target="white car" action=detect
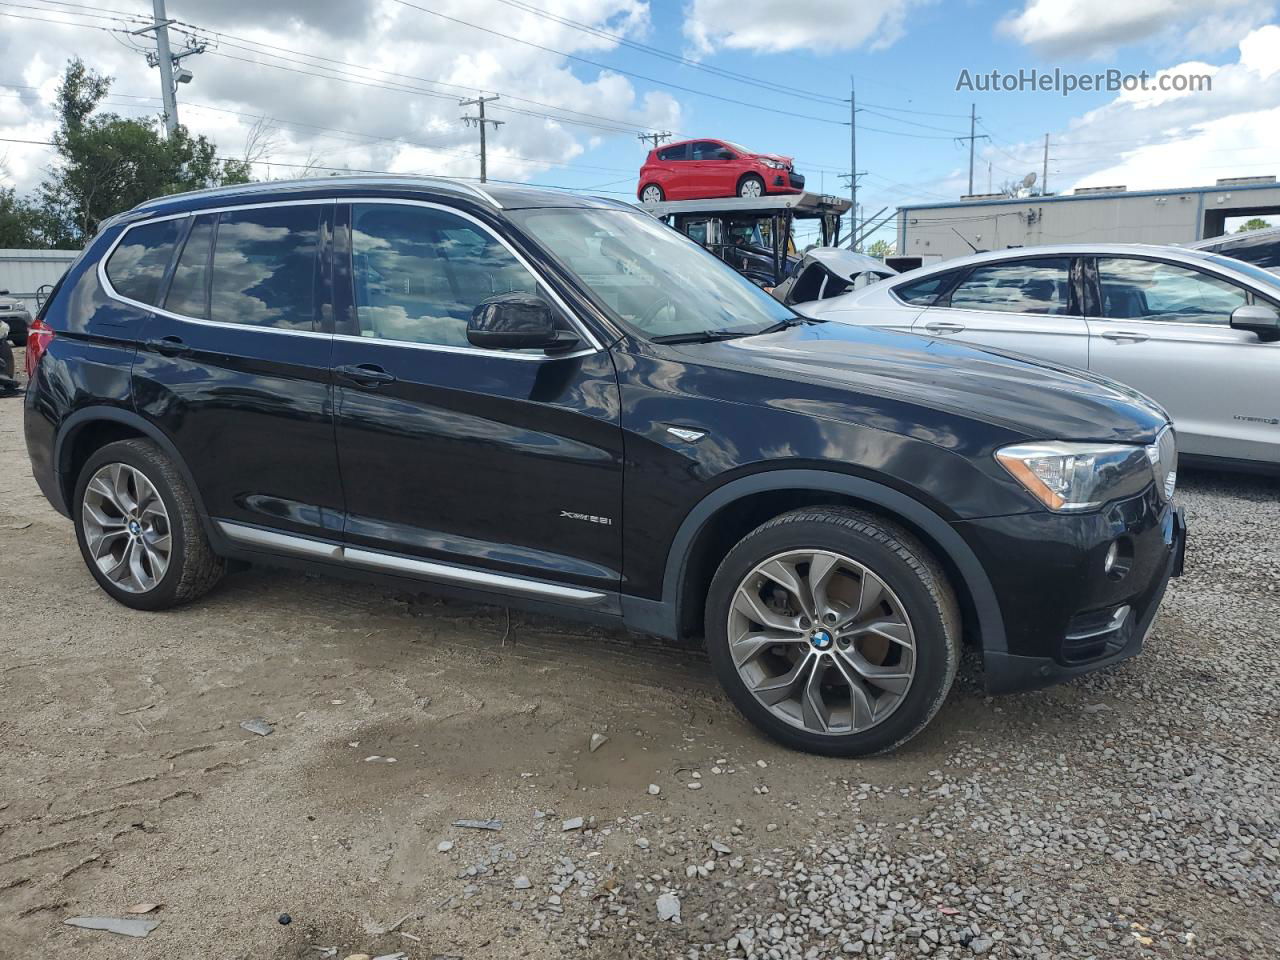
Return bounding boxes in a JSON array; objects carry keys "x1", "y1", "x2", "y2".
[{"x1": 801, "y1": 243, "x2": 1280, "y2": 471}]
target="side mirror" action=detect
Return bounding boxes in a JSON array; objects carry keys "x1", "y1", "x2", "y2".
[
  {"x1": 1230, "y1": 303, "x2": 1280, "y2": 341},
  {"x1": 467, "y1": 294, "x2": 580, "y2": 353}
]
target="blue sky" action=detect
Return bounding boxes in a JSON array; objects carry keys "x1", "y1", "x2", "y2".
[{"x1": 2, "y1": 0, "x2": 1278, "y2": 249}]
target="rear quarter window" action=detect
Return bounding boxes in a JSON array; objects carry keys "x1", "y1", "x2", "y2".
[
  {"x1": 892, "y1": 270, "x2": 958, "y2": 306},
  {"x1": 105, "y1": 218, "x2": 183, "y2": 306}
]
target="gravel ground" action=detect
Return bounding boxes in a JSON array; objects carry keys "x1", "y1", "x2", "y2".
[{"x1": 1, "y1": 354, "x2": 1277, "y2": 959}]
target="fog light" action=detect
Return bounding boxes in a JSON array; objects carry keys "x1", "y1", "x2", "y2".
[
  {"x1": 1104, "y1": 541, "x2": 1119, "y2": 574},
  {"x1": 1104, "y1": 537, "x2": 1134, "y2": 580}
]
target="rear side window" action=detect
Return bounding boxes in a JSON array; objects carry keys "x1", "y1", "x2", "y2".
[
  {"x1": 1221, "y1": 234, "x2": 1280, "y2": 270},
  {"x1": 209, "y1": 206, "x2": 320, "y2": 330},
  {"x1": 948, "y1": 258, "x2": 1072, "y2": 315},
  {"x1": 892, "y1": 270, "x2": 956, "y2": 306},
  {"x1": 658, "y1": 143, "x2": 688, "y2": 161},
  {"x1": 164, "y1": 215, "x2": 215, "y2": 319},
  {"x1": 350, "y1": 202, "x2": 540, "y2": 348},
  {"x1": 105, "y1": 218, "x2": 182, "y2": 306}
]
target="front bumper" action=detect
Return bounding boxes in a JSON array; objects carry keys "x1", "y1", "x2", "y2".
[{"x1": 956, "y1": 491, "x2": 1186, "y2": 695}]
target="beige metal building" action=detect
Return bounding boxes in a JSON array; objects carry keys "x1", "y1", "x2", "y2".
[
  {"x1": 0, "y1": 248, "x2": 78, "y2": 312},
  {"x1": 895, "y1": 176, "x2": 1280, "y2": 265}
]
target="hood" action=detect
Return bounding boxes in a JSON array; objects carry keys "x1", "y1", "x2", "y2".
[{"x1": 697, "y1": 322, "x2": 1168, "y2": 443}]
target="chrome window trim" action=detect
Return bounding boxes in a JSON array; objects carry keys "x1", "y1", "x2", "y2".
[
  {"x1": 342, "y1": 196, "x2": 603, "y2": 357},
  {"x1": 99, "y1": 196, "x2": 603, "y2": 359},
  {"x1": 215, "y1": 520, "x2": 608, "y2": 606},
  {"x1": 98, "y1": 198, "x2": 336, "y2": 338}
]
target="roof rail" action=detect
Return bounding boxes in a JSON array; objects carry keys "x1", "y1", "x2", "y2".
[{"x1": 131, "y1": 174, "x2": 504, "y2": 213}]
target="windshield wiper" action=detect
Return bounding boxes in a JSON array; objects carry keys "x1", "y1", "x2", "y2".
[
  {"x1": 755, "y1": 316, "x2": 812, "y2": 335},
  {"x1": 650, "y1": 330, "x2": 754, "y2": 344}
]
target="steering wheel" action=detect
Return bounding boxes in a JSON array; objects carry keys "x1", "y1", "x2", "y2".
[{"x1": 637, "y1": 295, "x2": 678, "y2": 332}]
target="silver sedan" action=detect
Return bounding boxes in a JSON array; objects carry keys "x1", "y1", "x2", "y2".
[{"x1": 801, "y1": 243, "x2": 1280, "y2": 471}]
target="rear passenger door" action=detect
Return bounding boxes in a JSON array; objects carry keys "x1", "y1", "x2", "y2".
[
  {"x1": 129, "y1": 201, "x2": 345, "y2": 541},
  {"x1": 328, "y1": 200, "x2": 623, "y2": 598},
  {"x1": 913, "y1": 257, "x2": 1090, "y2": 369}
]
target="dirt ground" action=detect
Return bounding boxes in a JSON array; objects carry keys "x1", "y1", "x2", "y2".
[{"x1": 1, "y1": 354, "x2": 1277, "y2": 960}]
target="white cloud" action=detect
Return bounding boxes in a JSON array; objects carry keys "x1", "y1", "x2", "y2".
[
  {"x1": 972, "y1": 26, "x2": 1280, "y2": 197},
  {"x1": 683, "y1": 0, "x2": 926, "y2": 55},
  {"x1": 999, "y1": 0, "x2": 1273, "y2": 58},
  {"x1": 0, "y1": 0, "x2": 680, "y2": 195}
]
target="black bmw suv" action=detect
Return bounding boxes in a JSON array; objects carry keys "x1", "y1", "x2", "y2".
[{"x1": 24, "y1": 177, "x2": 1186, "y2": 755}]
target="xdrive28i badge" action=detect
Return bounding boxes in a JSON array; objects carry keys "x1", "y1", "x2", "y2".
[{"x1": 559, "y1": 510, "x2": 613, "y2": 526}]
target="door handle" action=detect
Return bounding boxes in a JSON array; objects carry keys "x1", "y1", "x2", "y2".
[
  {"x1": 924, "y1": 320, "x2": 966, "y2": 335},
  {"x1": 145, "y1": 336, "x2": 191, "y2": 358},
  {"x1": 1100, "y1": 330, "x2": 1150, "y2": 343},
  {"x1": 335, "y1": 363, "x2": 397, "y2": 387}
]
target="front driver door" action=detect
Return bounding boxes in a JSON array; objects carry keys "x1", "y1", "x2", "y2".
[
  {"x1": 1086, "y1": 256, "x2": 1280, "y2": 463},
  {"x1": 329, "y1": 200, "x2": 623, "y2": 600}
]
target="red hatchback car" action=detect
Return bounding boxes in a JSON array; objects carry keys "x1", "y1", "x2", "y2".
[{"x1": 638, "y1": 139, "x2": 805, "y2": 203}]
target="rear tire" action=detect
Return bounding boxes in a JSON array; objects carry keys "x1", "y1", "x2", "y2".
[
  {"x1": 704, "y1": 507, "x2": 960, "y2": 756},
  {"x1": 73, "y1": 439, "x2": 225, "y2": 610},
  {"x1": 738, "y1": 175, "x2": 765, "y2": 199},
  {"x1": 640, "y1": 183, "x2": 664, "y2": 203}
]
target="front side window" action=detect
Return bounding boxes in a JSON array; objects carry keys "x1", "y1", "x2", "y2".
[
  {"x1": 350, "y1": 203, "x2": 540, "y2": 348},
  {"x1": 511, "y1": 207, "x2": 793, "y2": 339},
  {"x1": 106, "y1": 218, "x2": 183, "y2": 306},
  {"x1": 691, "y1": 141, "x2": 726, "y2": 161},
  {"x1": 209, "y1": 205, "x2": 320, "y2": 330},
  {"x1": 1096, "y1": 258, "x2": 1246, "y2": 324},
  {"x1": 948, "y1": 258, "x2": 1072, "y2": 315}
]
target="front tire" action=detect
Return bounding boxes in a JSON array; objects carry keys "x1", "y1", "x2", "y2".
[
  {"x1": 738, "y1": 175, "x2": 765, "y2": 199},
  {"x1": 73, "y1": 439, "x2": 225, "y2": 610},
  {"x1": 705, "y1": 507, "x2": 960, "y2": 756}
]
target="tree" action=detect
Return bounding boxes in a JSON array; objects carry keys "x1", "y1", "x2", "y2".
[
  {"x1": 1236, "y1": 217, "x2": 1272, "y2": 233},
  {"x1": 867, "y1": 238, "x2": 895, "y2": 260},
  {"x1": 38, "y1": 59, "x2": 251, "y2": 247},
  {"x1": 0, "y1": 185, "x2": 43, "y2": 247}
]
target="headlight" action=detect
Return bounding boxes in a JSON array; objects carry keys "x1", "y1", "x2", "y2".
[
  {"x1": 995, "y1": 441, "x2": 1156, "y2": 512},
  {"x1": 759, "y1": 158, "x2": 784, "y2": 169}
]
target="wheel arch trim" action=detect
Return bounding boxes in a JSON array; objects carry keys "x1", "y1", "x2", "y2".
[
  {"x1": 650, "y1": 469, "x2": 1007, "y2": 653},
  {"x1": 53, "y1": 406, "x2": 213, "y2": 527}
]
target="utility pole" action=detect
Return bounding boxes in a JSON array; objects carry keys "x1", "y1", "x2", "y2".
[
  {"x1": 1042, "y1": 133, "x2": 1050, "y2": 196},
  {"x1": 460, "y1": 95, "x2": 503, "y2": 183},
  {"x1": 131, "y1": 0, "x2": 205, "y2": 137},
  {"x1": 151, "y1": 0, "x2": 177, "y2": 134},
  {"x1": 955, "y1": 103, "x2": 989, "y2": 196},
  {"x1": 637, "y1": 131, "x2": 671, "y2": 151},
  {"x1": 850, "y1": 77, "x2": 857, "y2": 248}
]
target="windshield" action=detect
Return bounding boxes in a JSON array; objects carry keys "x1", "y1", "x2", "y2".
[
  {"x1": 1207, "y1": 254, "x2": 1280, "y2": 294},
  {"x1": 512, "y1": 208, "x2": 795, "y2": 339}
]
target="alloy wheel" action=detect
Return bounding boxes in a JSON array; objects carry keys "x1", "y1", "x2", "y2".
[
  {"x1": 740, "y1": 179, "x2": 763, "y2": 198},
  {"x1": 727, "y1": 549, "x2": 916, "y2": 735},
  {"x1": 641, "y1": 185, "x2": 662, "y2": 203},
  {"x1": 81, "y1": 462, "x2": 172, "y2": 594}
]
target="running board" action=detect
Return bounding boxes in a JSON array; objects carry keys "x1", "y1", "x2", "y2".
[{"x1": 215, "y1": 520, "x2": 609, "y2": 606}]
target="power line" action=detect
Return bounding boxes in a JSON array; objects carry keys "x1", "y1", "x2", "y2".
[{"x1": 385, "y1": 0, "x2": 850, "y2": 126}]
